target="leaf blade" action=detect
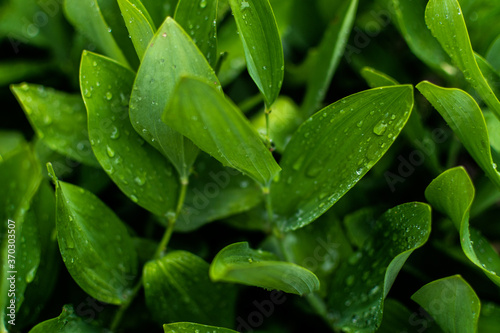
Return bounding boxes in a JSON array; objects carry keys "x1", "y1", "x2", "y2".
[{"x1": 117, "y1": 0, "x2": 156, "y2": 59}]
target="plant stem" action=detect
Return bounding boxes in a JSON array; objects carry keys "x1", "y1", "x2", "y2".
[{"x1": 109, "y1": 181, "x2": 188, "y2": 332}]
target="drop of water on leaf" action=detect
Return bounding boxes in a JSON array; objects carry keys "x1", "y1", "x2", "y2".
[
  {"x1": 134, "y1": 176, "x2": 146, "y2": 186},
  {"x1": 106, "y1": 145, "x2": 115, "y2": 157},
  {"x1": 199, "y1": 0, "x2": 207, "y2": 8},
  {"x1": 130, "y1": 195, "x2": 139, "y2": 203},
  {"x1": 26, "y1": 267, "x2": 37, "y2": 283},
  {"x1": 292, "y1": 155, "x2": 306, "y2": 171},
  {"x1": 373, "y1": 120, "x2": 387, "y2": 135},
  {"x1": 106, "y1": 91, "x2": 113, "y2": 100},
  {"x1": 110, "y1": 126, "x2": 120, "y2": 139},
  {"x1": 305, "y1": 163, "x2": 322, "y2": 178}
]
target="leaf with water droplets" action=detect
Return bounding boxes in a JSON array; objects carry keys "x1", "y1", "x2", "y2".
[
  {"x1": 411, "y1": 275, "x2": 480, "y2": 333},
  {"x1": 130, "y1": 17, "x2": 218, "y2": 180},
  {"x1": 11, "y1": 83, "x2": 100, "y2": 168},
  {"x1": 425, "y1": 0, "x2": 500, "y2": 120},
  {"x1": 174, "y1": 0, "x2": 218, "y2": 67},
  {"x1": 117, "y1": 0, "x2": 156, "y2": 59},
  {"x1": 53, "y1": 168, "x2": 138, "y2": 304},
  {"x1": 327, "y1": 202, "x2": 432, "y2": 332},
  {"x1": 144, "y1": 251, "x2": 237, "y2": 326},
  {"x1": 163, "y1": 323, "x2": 238, "y2": 333},
  {"x1": 271, "y1": 85, "x2": 414, "y2": 231},
  {"x1": 209, "y1": 242, "x2": 320, "y2": 295},
  {"x1": 81, "y1": 51, "x2": 178, "y2": 216},
  {"x1": 417, "y1": 81, "x2": 500, "y2": 189},
  {"x1": 228, "y1": 0, "x2": 284, "y2": 107},
  {"x1": 28, "y1": 304, "x2": 103, "y2": 333},
  {"x1": 425, "y1": 167, "x2": 500, "y2": 287},
  {"x1": 163, "y1": 76, "x2": 281, "y2": 187},
  {"x1": 377, "y1": 298, "x2": 442, "y2": 333}
]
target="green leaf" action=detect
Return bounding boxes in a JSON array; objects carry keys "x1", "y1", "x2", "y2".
[
  {"x1": 228, "y1": 0, "x2": 284, "y2": 107},
  {"x1": 164, "y1": 323, "x2": 238, "y2": 333},
  {"x1": 300, "y1": 0, "x2": 358, "y2": 116},
  {"x1": 411, "y1": 275, "x2": 480, "y2": 333},
  {"x1": 117, "y1": 0, "x2": 156, "y2": 60},
  {"x1": 163, "y1": 76, "x2": 281, "y2": 187},
  {"x1": 343, "y1": 207, "x2": 380, "y2": 249},
  {"x1": 360, "y1": 67, "x2": 398, "y2": 87},
  {"x1": 0, "y1": 144, "x2": 42, "y2": 332},
  {"x1": 425, "y1": 167, "x2": 500, "y2": 287},
  {"x1": 377, "y1": 298, "x2": 440, "y2": 333},
  {"x1": 216, "y1": 15, "x2": 246, "y2": 85},
  {"x1": 176, "y1": 153, "x2": 262, "y2": 231},
  {"x1": 327, "y1": 202, "x2": 432, "y2": 333},
  {"x1": 479, "y1": 302, "x2": 500, "y2": 333},
  {"x1": 271, "y1": 85, "x2": 414, "y2": 231},
  {"x1": 0, "y1": 131, "x2": 25, "y2": 160},
  {"x1": 64, "y1": 0, "x2": 130, "y2": 68},
  {"x1": 425, "y1": 0, "x2": 500, "y2": 120},
  {"x1": 28, "y1": 305, "x2": 103, "y2": 333},
  {"x1": 417, "y1": 81, "x2": 500, "y2": 189},
  {"x1": 143, "y1": 250, "x2": 236, "y2": 326},
  {"x1": 53, "y1": 168, "x2": 138, "y2": 304},
  {"x1": 392, "y1": 0, "x2": 455, "y2": 77},
  {"x1": 174, "y1": 0, "x2": 218, "y2": 67},
  {"x1": 81, "y1": 51, "x2": 179, "y2": 217},
  {"x1": 209, "y1": 242, "x2": 320, "y2": 295},
  {"x1": 130, "y1": 17, "x2": 219, "y2": 180},
  {"x1": 486, "y1": 34, "x2": 500, "y2": 73},
  {"x1": 11, "y1": 83, "x2": 100, "y2": 168},
  {"x1": 484, "y1": 110, "x2": 500, "y2": 154},
  {"x1": 475, "y1": 52, "x2": 500, "y2": 99}
]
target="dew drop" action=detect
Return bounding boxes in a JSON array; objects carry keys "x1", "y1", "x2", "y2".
[
  {"x1": 106, "y1": 145, "x2": 115, "y2": 158},
  {"x1": 130, "y1": 195, "x2": 139, "y2": 203},
  {"x1": 110, "y1": 126, "x2": 120, "y2": 139},
  {"x1": 199, "y1": 0, "x2": 207, "y2": 8},
  {"x1": 134, "y1": 176, "x2": 146, "y2": 186},
  {"x1": 373, "y1": 120, "x2": 387, "y2": 136},
  {"x1": 106, "y1": 91, "x2": 113, "y2": 100}
]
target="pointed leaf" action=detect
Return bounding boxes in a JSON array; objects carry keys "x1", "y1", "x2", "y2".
[
  {"x1": 327, "y1": 202, "x2": 432, "y2": 332},
  {"x1": 425, "y1": 0, "x2": 500, "y2": 120},
  {"x1": 174, "y1": 0, "x2": 218, "y2": 67},
  {"x1": 486, "y1": 34, "x2": 500, "y2": 73},
  {"x1": 143, "y1": 251, "x2": 236, "y2": 326},
  {"x1": 164, "y1": 323, "x2": 238, "y2": 333},
  {"x1": 417, "y1": 81, "x2": 500, "y2": 189},
  {"x1": 117, "y1": 0, "x2": 156, "y2": 59},
  {"x1": 81, "y1": 51, "x2": 178, "y2": 216},
  {"x1": 11, "y1": 83, "x2": 99, "y2": 167},
  {"x1": 163, "y1": 76, "x2": 281, "y2": 187},
  {"x1": 377, "y1": 299, "x2": 441, "y2": 333},
  {"x1": 130, "y1": 17, "x2": 219, "y2": 179},
  {"x1": 228, "y1": 0, "x2": 284, "y2": 106},
  {"x1": 53, "y1": 169, "x2": 138, "y2": 304},
  {"x1": 411, "y1": 275, "x2": 480, "y2": 333},
  {"x1": 64, "y1": 0, "x2": 130, "y2": 68},
  {"x1": 209, "y1": 242, "x2": 320, "y2": 295},
  {"x1": 28, "y1": 305, "x2": 104, "y2": 333},
  {"x1": 271, "y1": 85, "x2": 414, "y2": 231},
  {"x1": 425, "y1": 167, "x2": 500, "y2": 287}
]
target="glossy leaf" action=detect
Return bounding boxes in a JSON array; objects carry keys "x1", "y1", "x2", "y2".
[
  {"x1": 11, "y1": 83, "x2": 99, "y2": 167},
  {"x1": 130, "y1": 17, "x2": 218, "y2": 180},
  {"x1": 81, "y1": 51, "x2": 178, "y2": 216},
  {"x1": 228, "y1": 0, "x2": 284, "y2": 107},
  {"x1": 176, "y1": 153, "x2": 262, "y2": 231},
  {"x1": 425, "y1": 167, "x2": 500, "y2": 287},
  {"x1": 271, "y1": 85, "x2": 414, "y2": 231},
  {"x1": 53, "y1": 168, "x2": 138, "y2": 304},
  {"x1": 425, "y1": 0, "x2": 500, "y2": 120},
  {"x1": 143, "y1": 250, "x2": 236, "y2": 326},
  {"x1": 417, "y1": 81, "x2": 500, "y2": 189},
  {"x1": 301, "y1": 0, "x2": 358, "y2": 116},
  {"x1": 117, "y1": 0, "x2": 156, "y2": 60},
  {"x1": 164, "y1": 323, "x2": 238, "y2": 333},
  {"x1": 216, "y1": 15, "x2": 246, "y2": 85},
  {"x1": 209, "y1": 242, "x2": 320, "y2": 295},
  {"x1": 174, "y1": 0, "x2": 218, "y2": 67},
  {"x1": 64, "y1": 0, "x2": 130, "y2": 68},
  {"x1": 163, "y1": 76, "x2": 281, "y2": 187},
  {"x1": 475, "y1": 53, "x2": 500, "y2": 99},
  {"x1": 411, "y1": 275, "x2": 480, "y2": 333},
  {"x1": 28, "y1": 305, "x2": 103, "y2": 333},
  {"x1": 327, "y1": 202, "x2": 432, "y2": 332}
]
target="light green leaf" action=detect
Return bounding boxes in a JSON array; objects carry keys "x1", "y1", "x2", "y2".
[
  {"x1": 301, "y1": 0, "x2": 358, "y2": 116},
  {"x1": 417, "y1": 81, "x2": 500, "y2": 189},
  {"x1": 163, "y1": 76, "x2": 281, "y2": 187},
  {"x1": 216, "y1": 15, "x2": 246, "y2": 85},
  {"x1": 28, "y1": 305, "x2": 103, "y2": 333},
  {"x1": 425, "y1": 0, "x2": 500, "y2": 120},
  {"x1": 425, "y1": 167, "x2": 500, "y2": 287},
  {"x1": 327, "y1": 202, "x2": 432, "y2": 333},
  {"x1": 0, "y1": 131, "x2": 25, "y2": 160},
  {"x1": 143, "y1": 251, "x2": 236, "y2": 326},
  {"x1": 174, "y1": 0, "x2": 218, "y2": 67},
  {"x1": 411, "y1": 275, "x2": 480, "y2": 333},
  {"x1": 475, "y1": 53, "x2": 500, "y2": 99},
  {"x1": 117, "y1": 0, "x2": 156, "y2": 60},
  {"x1": 271, "y1": 85, "x2": 414, "y2": 231},
  {"x1": 11, "y1": 83, "x2": 99, "y2": 168},
  {"x1": 53, "y1": 166, "x2": 138, "y2": 304},
  {"x1": 130, "y1": 17, "x2": 219, "y2": 180},
  {"x1": 209, "y1": 242, "x2": 320, "y2": 295},
  {"x1": 228, "y1": 0, "x2": 284, "y2": 107},
  {"x1": 484, "y1": 110, "x2": 500, "y2": 154},
  {"x1": 164, "y1": 323, "x2": 238, "y2": 333},
  {"x1": 81, "y1": 51, "x2": 178, "y2": 216},
  {"x1": 176, "y1": 153, "x2": 262, "y2": 231},
  {"x1": 64, "y1": 0, "x2": 130, "y2": 68}
]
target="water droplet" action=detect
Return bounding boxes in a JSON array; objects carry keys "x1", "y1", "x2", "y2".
[
  {"x1": 292, "y1": 155, "x2": 306, "y2": 171},
  {"x1": 106, "y1": 145, "x2": 115, "y2": 157},
  {"x1": 357, "y1": 120, "x2": 363, "y2": 128},
  {"x1": 248, "y1": 257, "x2": 253, "y2": 263},
  {"x1": 306, "y1": 163, "x2": 322, "y2": 178},
  {"x1": 373, "y1": 120, "x2": 387, "y2": 136},
  {"x1": 199, "y1": 0, "x2": 207, "y2": 8},
  {"x1": 92, "y1": 61, "x2": 97, "y2": 67},
  {"x1": 241, "y1": 0, "x2": 250, "y2": 10},
  {"x1": 262, "y1": 66, "x2": 267, "y2": 70},
  {"x1": 134, "y1": 176, "x2": 146, "y2": 186},
  {"x1": 106, "y1": 91, "x2": 113, "y2": 100},
  {"x1": 130, "y1": 195, "x2": 139, "y2": 203},
  {"x1": 110, "y1": 126, "x2": 120, "y2": 139}
]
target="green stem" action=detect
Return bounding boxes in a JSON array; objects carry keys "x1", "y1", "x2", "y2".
[{"x1": 109, "y1": 181, "x2": 189, "y2": 331}]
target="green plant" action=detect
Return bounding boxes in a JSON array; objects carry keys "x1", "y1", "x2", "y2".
[{"x1": 1, "y1": 0, "x2": 500, "y2": 332}]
